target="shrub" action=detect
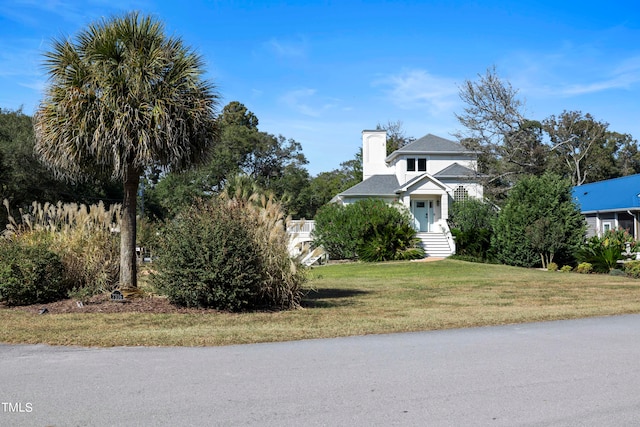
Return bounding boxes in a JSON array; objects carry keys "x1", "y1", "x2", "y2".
[
  {"x1": 3, "y1": 200, "x2": 120, "y2": 298},
  {"x1": 152, "y1": 193, "x2": 305, "y2": 311},
  {"x1": 152, "y1": 201, "x2": 262, "y2": 310},
  {"x1": 0, "y1": 241, "x2": 68, "y2": 305},
  {"x1": 560, "y1": 265, "x2": 573, "y2": 272},
  {"x1": 313, "y1": 199, "x2": 424, "y2": 261},
  {"x1": 312, "y1": 203, "x2": 361, "y2": 260},
  {"x1": 623, "y1": 260, "x2": 640, "y2": 279},
  {"x1": 547, "y1": 262, "x2": 558, "y2": 271},
  {"x1": 448, "y1": 199, "x2": 496, "y2": 260},
  {"x1": 575, "y1": 262, "x2": 593, "y2": 274},
  {"x1": 609, "y1": 269, "x2": 626, "y2": 277},
  {"x1": 237, "y1": 193, "x2": 306, "y2": 309},
  {"x1": 577, "y1": 229, "x2": 635, "y2": 273}
]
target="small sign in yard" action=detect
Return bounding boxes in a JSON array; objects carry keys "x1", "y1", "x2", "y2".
[{"x1": 110, "y1": 290, "x2": 124, "y2": 301}]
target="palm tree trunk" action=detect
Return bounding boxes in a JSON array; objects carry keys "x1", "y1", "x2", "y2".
[{"x1": 120, "y1": 164, "x2": 139, "y2": 289}]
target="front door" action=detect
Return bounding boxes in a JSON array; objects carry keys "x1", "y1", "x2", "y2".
[
  {"x1": 413, "y1": 200, "x2": 429, "y2": 232},
  {"x1": 413, "y1": 200, "x2": 436, "y2": 232}
]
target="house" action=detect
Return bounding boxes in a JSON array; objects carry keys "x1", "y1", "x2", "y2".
[
  {"x1": 331, "y1": 130, "x2": 483, "y2": 257},
  {"x1": 572, "y1": 174, "x2": 640, "y2": 238}
]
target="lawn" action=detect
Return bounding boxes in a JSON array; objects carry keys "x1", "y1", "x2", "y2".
[{"x1": 2, "y1": 259, "x2": 640, "y2": 347}]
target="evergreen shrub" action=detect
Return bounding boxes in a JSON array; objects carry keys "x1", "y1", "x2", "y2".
[
  {"x1": 152, "y1": 194, "x2": 305, "y2": 311},
  {"x1": 448, "y1": 198, "x2": 496, "y2": 261},
  {"x1": 0, "y1": 241, "x2": 68, "y2": 305},
  {"x1": 313, "y1": 199, "x2": 424, "y2": 261}
]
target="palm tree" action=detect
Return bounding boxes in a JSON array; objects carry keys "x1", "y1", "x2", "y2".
[{"x1": 34, "y1": 12, "x2": 219, "y2": 289}]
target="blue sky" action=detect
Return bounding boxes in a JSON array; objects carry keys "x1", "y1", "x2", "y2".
[{"x1": 2, "y1": 1, "x2": 639, "y2": 175}]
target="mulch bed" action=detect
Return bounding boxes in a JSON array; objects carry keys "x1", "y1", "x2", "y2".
[{"x1": 3, "y1": 293, "x2": 220, "y2": 315}]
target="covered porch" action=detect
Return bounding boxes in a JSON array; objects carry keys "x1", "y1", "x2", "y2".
[{"x1": 395, "y1": 175, "x2": 456, "y2": 257}]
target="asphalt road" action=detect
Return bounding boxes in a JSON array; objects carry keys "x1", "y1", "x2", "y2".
[{"x1": 3, "y1": 315, "x2": 640, "y2": 426}]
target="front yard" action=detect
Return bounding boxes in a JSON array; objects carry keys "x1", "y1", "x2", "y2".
[{"x1": 2, "y1": 259, "x2": 640, "y2": 347}]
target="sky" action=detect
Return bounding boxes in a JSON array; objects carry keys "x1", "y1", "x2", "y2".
[{"x1": 1, "y1": 0, "x2": 640, "y2": 176}]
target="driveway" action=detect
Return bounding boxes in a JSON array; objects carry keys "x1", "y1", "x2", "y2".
[{"x1": 2, "y1": 315, "x2": 640, "y2": 426}]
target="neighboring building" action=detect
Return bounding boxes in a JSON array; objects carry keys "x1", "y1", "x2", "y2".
[
  {"x1": 331, "y1": 130, "x2": 483, "y2": 257},
  {"x1": 572, "y1": 174, "x2": 640, "y2": 238}
]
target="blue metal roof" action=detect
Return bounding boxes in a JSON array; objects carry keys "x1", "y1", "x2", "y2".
[{"x1": 573, "y1": 174, "x2": 640, "y2": 213}]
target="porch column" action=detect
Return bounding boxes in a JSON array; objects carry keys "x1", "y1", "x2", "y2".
[{"x1": 440, "y1": 193, "x2": 449, "y2": 220}]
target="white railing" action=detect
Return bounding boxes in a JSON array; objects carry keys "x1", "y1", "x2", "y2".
[
  {"x1": 286, "y1": 220, "x2": 315, "y2": 234},
  {"x1": 286, "y1": 220, "x2": 316, "y2": 258},
  {"x1": 439, "y1": 223, "x2": 456, "y2": 255}
]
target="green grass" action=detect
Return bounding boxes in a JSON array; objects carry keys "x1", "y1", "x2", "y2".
[{"x1": 2, "y1": 259, "x2": 640, "y2": 347}]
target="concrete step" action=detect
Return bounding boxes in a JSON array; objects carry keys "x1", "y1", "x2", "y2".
[{"x1": 416, "y1": 233, "x2": 454, "y2": 257}]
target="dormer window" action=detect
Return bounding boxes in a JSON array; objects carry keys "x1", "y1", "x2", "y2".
[{"x1": 407, "y1": 158, "x2": 426, "y2": 172}]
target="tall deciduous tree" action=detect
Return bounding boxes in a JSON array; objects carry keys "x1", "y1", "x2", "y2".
[
  {"x1": 612, "y1": 132, "x2": 640, "y2": 176},
  {"x1": 455, "y1": 67, "x2": 548, "y2": 200},
  {"x1": 34, "y1": 12, "x2": 219, "y2": 289},
  {"x1": 543, "y1": 111, "x2": 608, "y2": 186}
]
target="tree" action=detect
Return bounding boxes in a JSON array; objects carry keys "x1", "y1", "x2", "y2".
[
  {"x1": 143, "y1": 101, "x2": 260, "y2": 219},
  {"x1": 543, "y1": 111, "x2": 608, "y2": 186},
  {"x1": 612, "y1": 132, "x2": 640, "y2": 176},
  {"x1": 376, "y1": 120, "x2": 415, "y2": 155},
  {"x1": 455, "y1": 67, "x2": 548, "y2": 201},
  {"x1": 33, "y1": 12, "x2": 219, "y2": 289},
  {"x1": 0, "y1": 108, "x2": 122, "y2": 225},
  {"x1": 143, "y1": 101, "x2": 312, "y2": 220},
  {"x1": 219, "y1": 101, "x2": 259, "y2": 129},
  {"x1": 491, "y1": 173, "x2": 586, "y2": 268},
  {"x1": 298, "y1": 150, "x2": 363, "y2": 219}
]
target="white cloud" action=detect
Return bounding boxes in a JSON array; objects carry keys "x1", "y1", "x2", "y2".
[
  {"x1": 503, "y1": 49, "x2": 640, "y2": 99},
  {"x1": 4, "y1": 0, "x2": 153, "y2": 28},
  {"x1": 6, "y1": 0, "x2": 84, "y2": 25},
  {"x1": 279, "y1": 88, "x2": 341, "y2": 117},
  {"x1": 264, "y1": 37, "x2": 308, "y2": 58},
  {"x1": 373, "y1": 69, "x2": 459, "y2": 115}
]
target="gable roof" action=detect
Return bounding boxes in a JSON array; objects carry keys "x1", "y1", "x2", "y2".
[
  {"x1": 573, "y1": 174, "x2": 640, "y2": 213},
  {"x1": 402, "y1": 133, "x2": 466, "y2": 152},
  {"x1": 434, "y1": 162, "x2": 478, "y2": 179},
  {"x1": 395, "y1": 173, "x2": 449, "y2": 193},
  {"x1": 339, "y1": 174, "x2": 400, "y2": 197},
  {"x1": 386, "y1": 134, "x2": 471, "y2": 163}
]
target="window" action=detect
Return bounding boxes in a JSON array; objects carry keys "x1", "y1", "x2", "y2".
[
  {"x1": 454, "y1": 186, "x2": 469, "y2": 202},
  {"x1": 407, "y1": 158, "x2": 426, "y2": 172}
]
